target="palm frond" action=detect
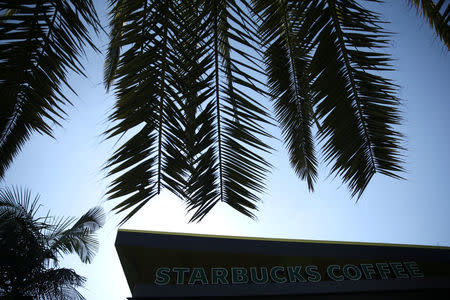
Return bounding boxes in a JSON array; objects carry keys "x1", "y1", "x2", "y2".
[
  {"x1": 105, "y1": 0, "x2": 273, "y2": 223},
  {"x1": 47, "y1": 206, "x2": 105, "y2": 264},
  {"x1": 311, "y1": 0, "x2": 404, "y2": 197},
  {"x1": 0, "y1": 186, "x2": 40, "y2": 220},
  {"x1": 254, "y1": 0, "x2": 319, "y2": 191},
  {"x1": 212, "y1": 0, "x2": 273, "y2": 221},
  {"x1": 161, "y1": 0, "x2": 220, "y2": 216},
  {"x1": 104, "y1": 0, "x2": 124, "y2": 91},
  {"x1": 0, "y1": 0, "x2": 100, "y2": 179},
  {"x1": 251, "y1": 0, "x2": 404, "y2": 198},
  {"x1": 407, "y1": 0, "x2": 450, "y2": 49},
  {"x1": 33, "y1": 268, "x2": 86, "y2": 300},
  {"x1": 104, "y1": 0, "x2": 174, "y2": 225},
  {"x1": 0, "y1": 187, "x2": 46, "y2": 242}
]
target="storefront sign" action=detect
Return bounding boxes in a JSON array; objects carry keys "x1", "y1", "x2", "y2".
[
  {"x1": 154, "y1": 261, "x2": 423, "y2": 285},
  {"x1": 115, "y1": 230, "x2": 450, "y2": 298}
]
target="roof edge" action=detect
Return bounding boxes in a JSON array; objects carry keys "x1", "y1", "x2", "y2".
[{"x1": 117, "y1": 228, "x2": 450, "y2": 250}]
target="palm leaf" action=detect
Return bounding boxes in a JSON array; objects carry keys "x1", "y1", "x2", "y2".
[
  {"x1": 162, "y1": 0, "x2": 220, "y2": 215},
  {"x1": 105, "y1": 0, "x2": 273, "y2": 223},
  {"x1": 0, "y1": 186, "x2": 40, "y2": 220},
  {"x1": 251, "y1": 0, "x2": 404, "y2": 198},
  {"x1": 0, "y1": 0, "x2": 100, "y2": 179},
  {"x1": 47, "y1": 206, "x2": 105, "y2": 264},
  {"x1": 104, "y1": 0, "x2": 124, "y2": 91},
  {"x1": 312, "y1": 0, "x2": 404, "y2": 197},
  {"x1": 104, "y1": 0, "x2": 175, "y2": 225},
  {"x1": 105, "y1": 0, "x2": 406, "y2": 221},
  {"x1": 254, "y1": 0, "x2": 319, "y2": 191},
  {"x1": 33, "y1": 268, "x2": 86, "y2": 300},
  {"x1": 407, "y1": 0, "x2": 450, "y2": 49}
]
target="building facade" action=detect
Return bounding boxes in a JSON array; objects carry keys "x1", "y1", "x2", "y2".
[{"x1": 115, "y1": 229, "x2": 450, "y2": 299}]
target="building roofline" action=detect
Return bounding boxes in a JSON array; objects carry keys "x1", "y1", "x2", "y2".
[{"x1": 117, "y1": 228, "x2": 450, "y2": 250}]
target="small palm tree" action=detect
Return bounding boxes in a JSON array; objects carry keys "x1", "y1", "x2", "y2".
[{"x1": 0, "y1": 187, "x2": 105, "y2": 299}]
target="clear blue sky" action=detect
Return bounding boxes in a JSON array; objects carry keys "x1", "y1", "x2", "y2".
[{"x1": 3, "y1": 1, "x2": 450, "y2": 299}]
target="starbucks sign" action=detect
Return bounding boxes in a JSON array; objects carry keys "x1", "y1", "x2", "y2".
[
  {"x1": 154, "y1": 261, "x2": 424, "y2": 285},
  {"x1": 115, "y1": 230, "x2": 450, "y2": 298}
]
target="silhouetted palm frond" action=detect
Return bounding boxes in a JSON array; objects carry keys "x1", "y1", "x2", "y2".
[
  {"x1": 407, "y1": 0, "x2": 450, "y2": 49},
  {"x1": 105, "y1": 0, "x2": 273, "y2": 223},
  {"x1": 104, "y1": 0, "x2": 407, "y2": 221},
  {"x1": 254, "y1": 0, "x2": 320, "y2": 191},
  {"x1": 47, "y1": 206, "x2": 105, "y2": 263},
  {"x1": 253, "y1": 0, "x2": 404, "y2": 198},
  {"x1": 31, "y1": 268, "x2": 86, "y2": 300},
  {"x1": 0, "y1": 0, "x2": 100, "y2": 178}
]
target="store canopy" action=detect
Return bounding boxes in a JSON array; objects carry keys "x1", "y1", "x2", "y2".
[{"x1": 115, "y1": 229, "x2": 450, "y2": 299}]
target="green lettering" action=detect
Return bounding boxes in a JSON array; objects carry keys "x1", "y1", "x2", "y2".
[
  {"x1": 188, "y1": 268, "x2": 208, "y2": 285},
  {"x1": 270, "y1": 266, "x2": 286, "y2": 283},
  {"x1": 361, "y1": 264, "x2": 376, "y2": 280},
  {"x1": 231, "y1": 268, "x2": 248, "y2": 284},
  {"x1": 327, "y1": 265, "x2": 343, "y2": 281},
  {"x1": 390, "y1": 262, "x2": 409, "y2": 279},
  {"x1": 172, "y1": 267, "x2": 190, "y2": 284},
  {"x1": 376, "y1": 263, "x2": 390, "y2": 279},
  {"x1": 154, "y1": 267, "x2": 170, "y2": 285},
  {"x1": 306, "y1": 265, "x2": 321, "y2": 282},
  {"x1": 287, "y1": 266, "x2": 306, "y2": 282},
  {"x1": 343, "y1": 264, "x2": 362, "y2": 280},
  {"x1": 404, "y1": 261, "x2": 424, "y2": 278},
  {"x1": 211, "y1": 268, "x2": 228, "y2": 284},
  {"x1": 250, "y1": 267, "x2": 268, "y2": 284}
]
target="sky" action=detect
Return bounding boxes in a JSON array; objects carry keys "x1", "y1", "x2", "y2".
[{"x1": 3, "y1": 1, "x2": 450, "y2": 299}]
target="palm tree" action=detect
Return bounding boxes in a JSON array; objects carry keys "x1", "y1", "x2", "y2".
[
  {"x1": 0, "y1": 187, "x2": 105, "y2": 299},
  {"x1": 103, "y1": 0, "x2": 449, "y2": 223},
  {"x1": 1, "y1": 1, "x2": 448, "y2": 223}
]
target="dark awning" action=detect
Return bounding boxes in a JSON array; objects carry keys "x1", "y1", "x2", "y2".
[{"x1": 115, "y1": 229, "x2": 450, "y2": 299}]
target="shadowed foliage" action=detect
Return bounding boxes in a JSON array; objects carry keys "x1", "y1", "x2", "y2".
[
  {"x1": 0, "y1": 0, "x2": 448, "y2": 223},
  {"x1": 0, "y1": 0, "x2": 100, "y2": 179},
  {"x1": 407, "y1": 0, "x2": 450, "y2": 49},
  {"x1": 104, "y1": 0, "x2": 273, "y2": 223},
  {"x1": 254, "y1": 0, "x2": 406, "y2": 197},
  {"x1": 0, "y1": 187, "x2": 105, "y2": 299},
  {"x1": 103, "y1": 0, "x2": 440, "y2": 223}
]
